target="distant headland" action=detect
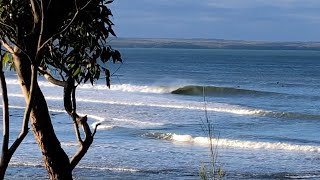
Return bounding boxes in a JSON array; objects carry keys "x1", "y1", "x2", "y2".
[{"x1": 110, "y1": 38, "x2": 320, "y2": 50}]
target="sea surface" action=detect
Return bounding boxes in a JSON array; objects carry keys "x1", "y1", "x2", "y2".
[{"x1": 1, "y1": 48, "x2": 320, "y2": 179}]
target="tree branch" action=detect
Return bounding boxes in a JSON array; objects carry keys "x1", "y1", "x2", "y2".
[
  {"x1": 29, "y1": 0, "x2": 39, "y2": 29},
  {"x1": 0, "y1": 21, "x2": 15, "y2": 33},
  {"x1": 62, "y1": 78, "x2": 99, "y2": 170},
  {"x1": 36, "y1": 0, "x2": 45, "y2": 53},
  {"x1": 64, "y1": 78, "x2": 74, "y2": 115},
  {"x1": 0, "y1": 40, "x2": 14, "y2": 54},
  {"x1": 0, "y1": 52, "x2": 10, "y2": 165},
  {"x1": 70, "y1": 116, "x2": 94, "y2": 170},
  {"x1": 92, "y1": 123, "x2": 101, "y2": 137},
  {"x1": 38, "y1": 66, "x2": 67, "y2": 87},
  {"x1": 71, "y1": 86, "x2": 82, "y2": 144},
  {"x1": 0, "y1": 62, "x2": 37, "y2": 178},
  {"x1": 8, "y1": 65, "x2": 37, "y2": 154},
  {"x1": 1, "y1": 39, "x2": 33, "y2": 64}
]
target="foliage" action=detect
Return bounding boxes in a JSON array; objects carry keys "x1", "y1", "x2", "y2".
[
  {"x1": 0, "y1": 0, "x2": 122, "y2": 86},
  {"x1": 0, "y1": 0, "x2": 122, "y2": 178},
  {"x1": 42, "y1": 0, "x2": 122, "y2": 86}
]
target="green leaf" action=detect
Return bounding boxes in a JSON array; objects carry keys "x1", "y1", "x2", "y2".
[
  {"x1": 1, "y1": 52, "x2": 11, "y2": 69},
  {"x1": 72, "y1": 66, "x2": 81, "y2": 77}
]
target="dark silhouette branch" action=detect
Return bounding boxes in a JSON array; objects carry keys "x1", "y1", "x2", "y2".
[
  {"x1": 0, "y1": 60, "x2": 37, "y2": 178},
  {"x1": 38, "y1": 67, "x2": 67, "y2": 87},
  {"x1": 62, "y1": 78, "x2": 100, "y2": 170},
  {"x1": 36, "y1": 0, "x2": 45, "y2": 53},
  {"x1": 70, "y1": 115, "x2": 96, "y2": 170},
  {"x1": 9, "y1": 65, "x2": 37, "y2": 153},
  {"x1": 0, "y1": 52, "x2": 10, "y2": 173},
  {"x1": 71, "y1": 85, "x2": 82, "y2": 143}
]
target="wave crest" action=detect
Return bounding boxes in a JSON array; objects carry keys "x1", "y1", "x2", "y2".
[
  {"x1": 172, "y1": 85, "x2": 277, "y2": 97},
  {"x1": 144, "y1": 132, "x2": 320, "y2": 152}
]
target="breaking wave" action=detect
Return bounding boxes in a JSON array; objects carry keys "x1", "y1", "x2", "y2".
[
  {"x1": 144, "y1": 132, "x2": 320, "y2": 152},
  {"x1": 3, "y1": 79, "x2": 281, "y2": 97},
  {"x1": 172, "y1": 85, "x2": 279, "y2": 97},
  {"x1": 80, "y1": 84, "x2": 177, "y2": 94}
]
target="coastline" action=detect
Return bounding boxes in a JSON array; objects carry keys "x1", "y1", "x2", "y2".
[{"x1": 109, "y1": 38, "x2": 320, "y2": 51}]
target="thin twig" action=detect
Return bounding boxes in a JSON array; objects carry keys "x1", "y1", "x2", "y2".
[
  {"x1": 36, "y1": 0, "x2": 45, "y2": 58},
  {"x1": 111, "y1": 63, "x2": 123, "y2": 76},
  {"x1": 1, "y1": 40, "x2": 14, "y2": 54},
  {"x1": 92, "y1": 123, "x2": 101, "y2": 137},
  {"x1": 0, "y1": 21, "x2": 15, "y2": 33},
  {"x1": 38, "y1": 0, "x2": 94, "y2": 51}
]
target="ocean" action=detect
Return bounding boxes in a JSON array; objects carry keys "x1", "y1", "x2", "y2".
[{"x1": 1, "y1": 48, "x2": 320, "y2": 179}]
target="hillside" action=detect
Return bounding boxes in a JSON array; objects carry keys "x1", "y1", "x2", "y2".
[{"x1": 110, "y1": 38, "x2": 320, "y2": 50}]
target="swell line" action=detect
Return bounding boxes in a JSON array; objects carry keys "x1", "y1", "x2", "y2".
[
  {"x1": 5, "y1": 93, "x2": 320, "y2": 120},
  {"x1": 145, "y1": 132, "x2": 320, "y2": 152}
]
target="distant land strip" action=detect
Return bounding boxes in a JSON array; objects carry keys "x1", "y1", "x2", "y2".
[{"x1": 110, "y1": 38, "x2": 320, "y2": 50}]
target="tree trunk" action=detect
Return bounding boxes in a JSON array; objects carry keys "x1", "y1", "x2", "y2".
[
  {"x1": 13, "y1": 48, "x2": 73, "y2": 180},
  {"x1": 30, "y1": 88, "x2": 73, "y2": 179},
  {"x1": 0, "y1": 157, "x2": 9, "y2": 180}
]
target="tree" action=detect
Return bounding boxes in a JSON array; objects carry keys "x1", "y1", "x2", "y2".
[{"x1": 0, "y1": 0, "x2": 121, "y2": 179}]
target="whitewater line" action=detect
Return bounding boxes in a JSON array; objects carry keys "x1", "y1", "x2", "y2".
[
  {"x1": 9, "y1": 161, "x2": 141, "y2": 173},
  {"x1": 1, "y1": 105, "x2": 162, "y2": 129},
  {"x1": 4, "y1": 79, "x2": 176, "y2": 94},
  {"x1": 4, "y1": 93, "x2": 260, "y2": 116},
  {"x1": 0, "y1": 105, "x2": 108, "y2": 129},
  {"x1": 4, "y1": 93, "x2": 320, "y2": 120},
  {"x1": 146, "y1": 132, "x2": 320, "y2": 153}
]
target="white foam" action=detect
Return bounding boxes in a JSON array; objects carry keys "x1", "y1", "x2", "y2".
[
  {"x1": 149, "y1": 133, "x2": 320, "y2": 153},
  {"x1": 23, "y1": 76, "x2": 175, "y2": 92},
  {"x1": 2, "y1": 105, "x2": 107, "y2": 124},
  {"x1": 61, "y1": 142, "x2": 79, "y2": 147},
  {"x1": 91, "y1": 122, "x2": 114, "y2": 130},
  {"x1": 5, "y1": 79, "x2": 56, "y2": 88},
  {"x1": 4, "y1": 78, "x2": 176, "y2": 94},
  {"x1": 2, "y1": 93, "x2": 269, "y2": 117},
  {"x1": 284, "y1": 174, "x2": 320, "y2": 179},
  {"x1": 112, "y1": 118, "x2": 164, "y2": 128},
  {"x1": 171, "y1": 134, "x2": 193, "y2": 142},
  {"x1": 3, "y1": 104, "x2": 161, "y2": 130},
  {"x1": 96, "y1": 124, "x2": 115, "y2": 130},
  {"x1": 9, "y1": 161, "x2": 42, "y2": 167},
  {"x1": 111, "y1": 84, "x2": 174, "y2": 93},
  {"x1": 216, "y1": 138, "x2": 320, "y2": 152},
  {"x1": 79, "y1": 165, "x2": 141, "y2": 172}
]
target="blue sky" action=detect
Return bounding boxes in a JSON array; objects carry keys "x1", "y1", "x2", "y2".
[{"x1": 109, "y1": 0, "x2": 320, "y2": 41}]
